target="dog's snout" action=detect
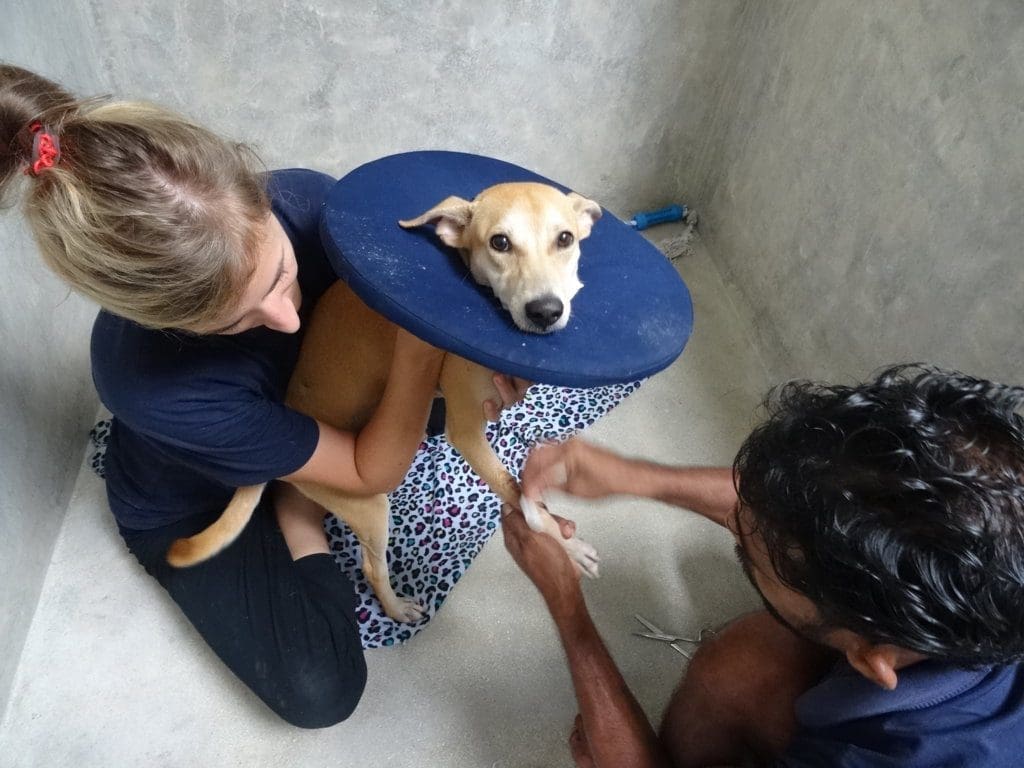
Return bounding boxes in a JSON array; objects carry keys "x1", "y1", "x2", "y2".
[{"x1": 525, "y1": 296, "x2": 564, "y2": 329}]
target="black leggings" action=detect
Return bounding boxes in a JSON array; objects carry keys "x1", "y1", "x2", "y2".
[{"x1": 120, "y1": 499, "x2": 367, "y2": 728}]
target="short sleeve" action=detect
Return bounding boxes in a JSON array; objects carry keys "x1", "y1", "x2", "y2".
[{"x1": 113, "y1": 375, "x2": 320, "y2": 488}]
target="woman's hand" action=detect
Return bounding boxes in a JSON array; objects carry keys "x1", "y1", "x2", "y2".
[{"x1": 484, "y1": 373, "x2": 532, "y2": 421}]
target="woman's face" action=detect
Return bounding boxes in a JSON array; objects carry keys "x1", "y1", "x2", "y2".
[{"x1": 196, "y1": 214, "x2": 302, "y2": 335}]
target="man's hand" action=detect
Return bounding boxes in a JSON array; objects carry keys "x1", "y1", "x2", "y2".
[
  {"x1": 502, "y1": 505, "x2": 584, "y2": 620},
  {"x1": 521, "y1": 438, "x2": 631, "y2": 503},
  {"x1": 484, "y1": 373, "x2": 532, "y2": 421},
  {"x1": 505, "y1": 505, "x2": 672, "y2": 768}
]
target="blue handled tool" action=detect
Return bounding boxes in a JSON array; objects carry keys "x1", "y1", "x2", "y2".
[{"x1": 629, "y1": 204, "x2": 688, "y2": 231}]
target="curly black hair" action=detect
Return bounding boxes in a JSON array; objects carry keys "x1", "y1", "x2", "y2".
[{"x1": 734, "y1": 364, "x2": 1024, "y2": 666}]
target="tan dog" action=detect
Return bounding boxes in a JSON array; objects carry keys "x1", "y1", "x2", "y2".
[
  {"x1": 402, "y1": 182, "x2": 592, "y2": 333},
  {"x1": 166, "y1": 182, "x2": 603, "y2": 622}
]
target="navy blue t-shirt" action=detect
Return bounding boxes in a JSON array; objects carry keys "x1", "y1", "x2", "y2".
[
  {"x1": 91, "y1": 169, "x2": 337, "y2": 532},
  {"x1": 779, "y1": 660, "x2": 1024, "y2": 767}
]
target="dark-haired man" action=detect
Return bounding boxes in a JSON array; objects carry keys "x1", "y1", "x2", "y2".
[{"x1": 505, "y1": 365, "x2": 1024, "y2": 767}]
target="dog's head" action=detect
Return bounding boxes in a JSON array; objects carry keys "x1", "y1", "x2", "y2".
[{"x1": 399, "y1": 182, "x2": 602, "y2": 333}]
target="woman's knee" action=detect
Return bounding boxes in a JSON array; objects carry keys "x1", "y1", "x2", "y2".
[{"x1": 270, "y1": 651, "x2": 369, "y2": 729}]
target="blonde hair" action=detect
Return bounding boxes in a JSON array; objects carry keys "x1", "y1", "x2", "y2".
[{"x1": 1, "y1": 64, "x2": 270, "y2": 329}]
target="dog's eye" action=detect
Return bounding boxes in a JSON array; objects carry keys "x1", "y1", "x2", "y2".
[
  {"x1": 489, "y1": 234, "x2": 511, "y2": 252},
  {"x1": 557, "y1": 231, "x2": 574, "y2": 248}
]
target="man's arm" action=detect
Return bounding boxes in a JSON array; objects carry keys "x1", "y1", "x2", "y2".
[
  {"x1": 503, "y1": 508, "x2": 672, "y2": 768},
  {"x1": 520, "y1": 439, "x2": 738, "y2": 528},
  {"x1": 558, "y1": 603, "x2": 671, "y2": 768}
]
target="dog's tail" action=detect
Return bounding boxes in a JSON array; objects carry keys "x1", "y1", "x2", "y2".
[{"x1": 166, "y1": 483, "x2": 267, "y2": 567}]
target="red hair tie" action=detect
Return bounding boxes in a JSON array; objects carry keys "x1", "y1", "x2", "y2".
[{"x1": 24, "y1": 121, "x2": 61, "y2": 176}]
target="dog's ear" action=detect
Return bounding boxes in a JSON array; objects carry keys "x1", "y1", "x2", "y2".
[
  {"x1": 398, "y1": 196, "x2": 474, "y2": 248},
  {"x1": 567, "y1": 193, "x2": 602, "y2": 240}
]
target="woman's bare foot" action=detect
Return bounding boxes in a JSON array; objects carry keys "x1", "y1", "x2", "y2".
[{"x1": 569, "y1": 714, "x2": 595, "y2": 768}]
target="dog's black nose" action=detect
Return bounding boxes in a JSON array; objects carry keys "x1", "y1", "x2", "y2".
[{"x1": 525, "y1": 296, "x2": 564, "y2": 329}]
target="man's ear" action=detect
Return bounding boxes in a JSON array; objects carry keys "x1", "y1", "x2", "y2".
[
  {"x1": 567, "y1": 192, "x2": 602, "y2": 240},
  {"x1": 845, "y1": 640, "x2": 901, "y2": 691},
  {"x1": 398, "y1": 196, "x2": 474, "y2": 248}
]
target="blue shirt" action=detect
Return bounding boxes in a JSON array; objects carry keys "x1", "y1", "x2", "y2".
[
  {"x1": 91, "y1": 169, "x2": 337, "y2": 531},
  {"x1": 779, "y1": 660, "x2": 1024, "y2": 767}
]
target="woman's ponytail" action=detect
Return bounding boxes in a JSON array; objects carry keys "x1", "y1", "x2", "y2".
[
  {"x1": 1, "y1": 64, "x2": 271, "y2": 330},
  {"x1": 0, "y1": 65, "x2": 76, "y2": 203}
]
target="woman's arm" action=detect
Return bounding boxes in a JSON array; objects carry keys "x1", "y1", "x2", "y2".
[{"x1": 283, "y1": 329, "x2": 444, "y2": 494}]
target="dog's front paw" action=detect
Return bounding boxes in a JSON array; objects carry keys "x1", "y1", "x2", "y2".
[
  {"x1": 383, "y1": 596, "x2": 427, "y2": 623},
  {"x1": 563, "y1": 535, "x2": 601, "y2": 579}
]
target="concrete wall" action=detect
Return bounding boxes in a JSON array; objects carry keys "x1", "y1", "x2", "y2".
[
  {"x1": 692, "y1": 1, "x2": 1024, "y2": 385},
  {"x1": 87, "y1": 0, "x2": 737, "y2": 217},
  {"x1": 0, "y1": 4, "x2": 107, "y2": 716}
]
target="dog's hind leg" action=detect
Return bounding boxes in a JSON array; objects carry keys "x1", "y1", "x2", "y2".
[
  {"x1": 339, "y1": 494, "x2": 427, "y2": 624},
  {"x1": 294, "y1": 482, "x2": 425, "y2": 623},
  {"x1": 439, "y1": 356, "x2": 600, "y2": 578}
]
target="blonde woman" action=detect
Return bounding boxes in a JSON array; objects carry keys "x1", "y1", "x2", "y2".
[{"x1": 1, "y1": 64, "x2": 525, "y2": 727}]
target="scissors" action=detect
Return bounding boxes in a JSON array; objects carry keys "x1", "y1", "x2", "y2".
[{"x1": 633, "y1": 614, "x2": 716, "y2": 660}]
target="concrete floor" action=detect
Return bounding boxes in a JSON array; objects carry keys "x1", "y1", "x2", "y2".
[{"x1": 1, "y1": 236, "x2": 769, "y2": 767}]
